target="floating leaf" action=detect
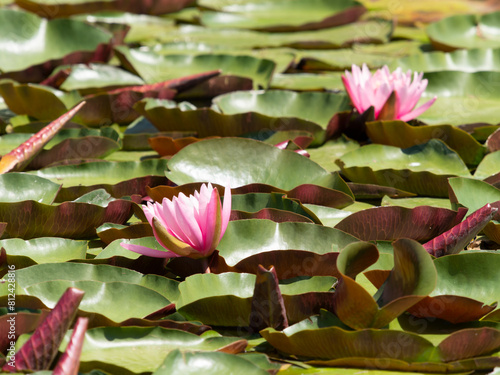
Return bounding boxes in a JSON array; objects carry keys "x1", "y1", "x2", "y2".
[
  {"x1": 58, "y1": 327, "x2": 245, "y2": 374},
  {"x1": 155, "y1": 21, "x2": 392, "y2": 50},
  {"x1": 213, "y1": 90, "x2": 350, "y2": 128},
  {"x1": 417, "y1": 71, "x2": 500, "y2": 126},
  {"x1": 0, "y1": 9, "x2": 113, "y2": 82},
  {"x1": 166, "y1": 138, "x2": 346, "y2": 190},
  {"x1": 426, "y1": 11, "x2": 500, "y2": 51},
  {"x1": 366, "y1": 120, "x2": 486, "y2": 167},
  {"x1": 333, "y1": 239, "x2": 436, "y2": 329},
  {"x1": 15, "y1": 0, "x2": 195, "y2": 17},
  {"x1": 152, "y1": 350, "x2": 270, "y2": 375},
  {"x1": 335, "y1": 206, "x2": 466, "y2": 242},
  {"x1": 135, "y1": 98, "x2": 326, "y2": 143},
  {"x1": 116, "y1": 46, "x2": 275, "y2": 89},
  {"x1": 199, "y1": 0, "x2": 365, "y2": 32},
  {"x1": 0, "y1": 173, "x2": 60, "y2": 204},
  {"x1": 407, "y1": 252, "x2": 500, "y2": 323},
  {"x1": 337, "y1": 140, "x2": 471, "y2": 197},
  {"x1": 29, "y1": 159, "x2": 167, "y2": 187},
  {"x1": 176, "y1": 272, "x2": 337, "y2": 326},
  {"x1": 395, "y1": 47, "x2": 500, "y2": 72},
  {"x1": 211, "y1": 219, "x2": 359, "y2": 279},
  {"x1": 0, "y1": 198, "x2": 135, "y2": 239}
]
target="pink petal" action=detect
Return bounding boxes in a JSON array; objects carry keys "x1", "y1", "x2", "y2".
[
  {"x1": 173, "y1": 193, "x2": 204, "y2": 250},
  {"x1": 200, "y1": 188, "x2": 221, "y2": 255},
  {"x1": 120, "y1": 242, "x2": 180, "y2": 258},
  {"x1": 399, "y1": 96, "x2": 437, "y2": 122},
  {"x1": 220, "y1": 182, "x2": 232, "y2": 239}
]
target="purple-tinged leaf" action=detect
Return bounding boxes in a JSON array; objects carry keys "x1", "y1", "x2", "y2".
[
  {"x1": 97, "y1": 222, "x2": 154, "y2": 244},
  {"x1": 0, "y1": 102, "x2": 86, "y2": 174},
  {"x1": 55, "y1": 175, "x2": 168, "y2": 202},
  {"x1": 148, "y1": 183, "x2": 353, "y2": 210},
  {"x1": 438, "y1": 327, "x2": 500, "y2": 362},
  {"x1": 335, "y1": 206, "x2": 467, "y2": 242},
  {"x1": 27, "y1": 136, "x2": 120, "y2": 170},
  {"x1": 348, "y1": 182, "x2": 416, "y2": 200},
  {"x1": 52, "y1": 317, "x2": 88, "y2": 375},
  {"x1": 486, "y1": 127, "x2": 500, "y2": 153},
  {"x1": 250, "y1": 265, "x2": 288, "y2": 333},
  {"x1": 423, "y1": 203, "x2": 498, "y2": 257},
  {"x1": 0, "y1": 199, "x2": 136, "y2": 239},
  {"x1": 2, "y1": 287, "x2": 84, "y2": 373}
]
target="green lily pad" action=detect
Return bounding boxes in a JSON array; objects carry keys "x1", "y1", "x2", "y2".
[
  {"x1": 0, "y1": 9, "x2": 113, "y2": 81},
  {"x1": 166, "y1": 138, "x2": 349, "y2": 191},
  {"x1": 406, "y1": 252, "x2": 500, "y2": 323},
  {"x1": 426, "y1": 12, "x2": 500, "y2": 51},
  {"x1": 115, "y1": 46, "x2": 275, "y2": 89},
  {"x1": 153, "y1": 350, "x2": 270, "y2": 375},
  {"x1": 0, "y1": 173, "x2": 60, "y2": 204},
  {"x1": 381, "y1": 196, "x2": 453, "y2": 209},
  {"x1": 448, "y1": 177, "x2": 500, "y2": 215},
  {"x1": 56, "y1": 63, "x2": 145, "y2": 94},
  {"x1": 0, "y1": 80, "x2": 80, "y2": 120},
  {"x1": 213, "y1": 90, "x2": 350, "y2": 128},
  {"x1": 199, "y1": 0, "x2": 365, "y2": 31},
  {"x1": 474, "y1": 151, "x2": 500, "y2": 179},
  {"x1": 2, "y1": 262, "x2": 179, "y2": 317},
  {"x1": 306, "y1": 137, "x2": 360, "y2": 172},
  {"x1": 176, "y1": 272, "x2": 337, "y2": 326},
  {"x1": 271, "y1": 72, "x2": 344, "y2": 91},
  {"x1": 337, "y1": 140, "x2": 471, "y2": 197},
  {"x1": 152, "y1": 44, "x2": 296, "y2": 73},
  {"x1": 153, "y1": 21, "x2": 392, "y2": 50},
  {"x1": 135, "y1": 98, "x2": 326, "y2": 144},
  {"x1": 231, "y1": 193, "x2": 320, "y2": 223},
  {"x1": 16, "y1": 0, "x2": 195, "y2": 17},
  {"x1": 73, "y1": 11, "x2": 176, "y2": 44},
  {"x1": 417, "y1": 71, "x2": 500, "y2": 125},
  {"x1": 28, "y1": 159, "x2": 168, "y2": 187},
  {"x1": 298, "y1": 41, "x2": 423, "y2": 71},
  {"x1": 261, "y1": 310, "x2": 500, "y2": 366},
  {"x1": 59, "y1": 327, "x2": 244, "y2": 374},
  {"x1": 395, "y1": 47, "x2": 500, "y2": 73},
  {"x1": 0, "y1": 237, "x2": 87, "y2": 265},
  {"x1": 366, "y1": 120, "x2": 485, "y2": 167},
  {"x1": 217, "y1": 219, "x2": 359, "y2": 267}
]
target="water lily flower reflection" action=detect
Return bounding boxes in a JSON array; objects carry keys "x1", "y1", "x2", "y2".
[
  {"x1": 342, "y1": 64, "x2": 437, "y2": 122},
  {"x1": 121, "y1": 183, "x2": 231, "y2": 259}
]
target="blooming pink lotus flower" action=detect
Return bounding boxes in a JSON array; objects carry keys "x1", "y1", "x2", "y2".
[
  {"x1": 342, "y1": 64, "x2": 437, "y2": 122},
  {"x1": 121, "y1": 183, "x2": 231, "y2": 259}
]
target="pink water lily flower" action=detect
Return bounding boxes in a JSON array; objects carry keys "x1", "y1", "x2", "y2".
[
  {"x1": 121, "y1": 183, "x2": 231, "y2": 259},
  {"x1": 342, "y1": 64, "x2": 437, "y2": 122}
]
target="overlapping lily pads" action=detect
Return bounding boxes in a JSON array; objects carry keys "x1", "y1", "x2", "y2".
[
  {"x1": 426, "y1": 11, "x2": 500, "y2": 51},
  {"x1": 199, "y1": 0, "x2": 365, "y2": 31},
  {"x1": 0, "y1": 9, "x2": 113, "y2": 82},
  {"x1": 336, "y1": 139, "x2": 471, "y2": 197}
]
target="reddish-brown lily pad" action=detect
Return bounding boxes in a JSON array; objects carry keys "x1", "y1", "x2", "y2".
[
  {"x1": 335, "y1": 206, "x2": 467, "y2": 242},
  {"x1": 0, "y1": 199, "x2": 136, "y2": 239}
]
